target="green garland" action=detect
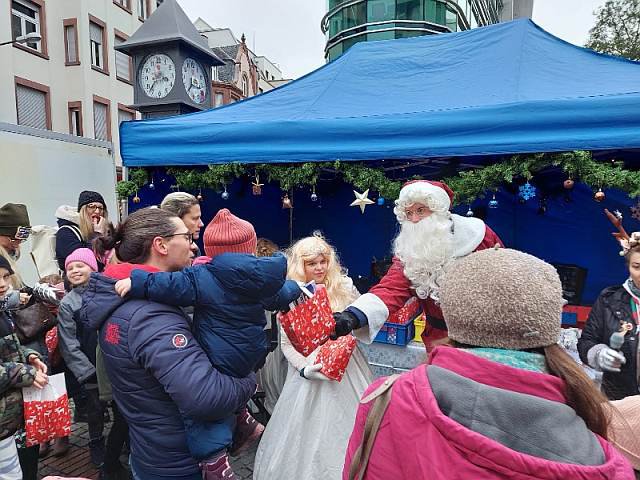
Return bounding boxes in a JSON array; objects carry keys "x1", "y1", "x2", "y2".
[
  {"x1": 444, "y1": 151, "x2": 640, "y2": 205},
  {"x1": 115, "y1": 168, "x2": 148, "y2": 199},
  {"x1": 116, "y1": 151, "x2": 640, "y2": 204}
]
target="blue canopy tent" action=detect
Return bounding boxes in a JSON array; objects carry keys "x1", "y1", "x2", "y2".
[
  {"x1": 121, "y1": 19, "x2": 640, "y2": 304},
  {"x1": 121, "y1": 19, "x2": 640, "y2": 165}
]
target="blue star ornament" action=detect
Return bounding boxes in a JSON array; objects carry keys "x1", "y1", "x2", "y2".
[{"x1": 519, "y1": 182, "x2": 537, "y2": 201}]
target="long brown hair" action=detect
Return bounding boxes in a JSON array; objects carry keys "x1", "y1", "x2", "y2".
[
  {"x1": 543, "y1": 343, "x2": 611, "y2": 439},
  {"x1": 94, "y1": 208, "x2": 178, "y2": 265}
]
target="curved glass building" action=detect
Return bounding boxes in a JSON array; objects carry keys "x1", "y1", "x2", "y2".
[{"x1": 323, "y1": 1, "x2": 530, "y2": 62}]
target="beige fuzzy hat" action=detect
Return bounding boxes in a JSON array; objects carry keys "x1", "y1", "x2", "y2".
[{"x1": 440, "y1": 248, "x2": 563, "y2": 350}]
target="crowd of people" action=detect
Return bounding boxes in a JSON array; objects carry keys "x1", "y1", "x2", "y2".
[{"x1": 0, "y1": 180, "x2": 638, "y2": 480}]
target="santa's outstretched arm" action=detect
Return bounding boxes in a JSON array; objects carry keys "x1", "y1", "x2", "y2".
[{"x1": 334, "y1": 257, "x2": 413, "y2": 344}]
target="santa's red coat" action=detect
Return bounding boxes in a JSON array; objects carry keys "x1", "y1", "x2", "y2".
[{"x1": 368, "y1": 224, "x2": 503, "y2": 350}]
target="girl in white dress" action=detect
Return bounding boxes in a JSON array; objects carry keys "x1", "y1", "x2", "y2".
[{"x1": 253, "y1": 235, "x2": 373, "y2": 480}]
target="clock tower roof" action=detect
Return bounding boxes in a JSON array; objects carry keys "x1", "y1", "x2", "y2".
[{"x1": 116, "y1": 0, "x2": 222, "y2": 65}]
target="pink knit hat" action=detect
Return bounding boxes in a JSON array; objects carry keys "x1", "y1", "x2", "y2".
[
  {"x1": 65, "y1": 248, "x2": 98, "y2": 272},
  {"x1": 203, "y1": 209, "x2": 257, "y2": 258}
]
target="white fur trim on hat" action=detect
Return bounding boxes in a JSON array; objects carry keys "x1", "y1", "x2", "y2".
[
  {"x1": 451, "y1": 214, "x2": 486, "y2": 258},
  {"x1": 398, "y1": 181, "x2": 451, "y2": 211}
]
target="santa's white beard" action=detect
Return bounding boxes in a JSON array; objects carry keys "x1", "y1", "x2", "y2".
[{"x1": 393, "y1": 213, "x2": 454, "y2": 301}]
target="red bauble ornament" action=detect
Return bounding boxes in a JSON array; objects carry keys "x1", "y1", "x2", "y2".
[{"x1": 563, "y1": 179, "x2": 574, "y2": 189}]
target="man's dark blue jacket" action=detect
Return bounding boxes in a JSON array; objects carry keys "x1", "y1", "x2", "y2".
[{"x1": 81, "y1": 263, "x2": 256, "y2": 480}]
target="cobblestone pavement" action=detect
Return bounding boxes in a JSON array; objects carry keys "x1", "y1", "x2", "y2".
[{"x1": 38, "y1": 420, "x2": 259, "y2": 479}]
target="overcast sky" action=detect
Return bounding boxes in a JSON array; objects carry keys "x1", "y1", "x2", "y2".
[{"x1": 177, "y1": 0, "x2": 607, "y2": 79}]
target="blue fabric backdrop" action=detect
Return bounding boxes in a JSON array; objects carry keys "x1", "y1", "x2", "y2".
[
  {"x1": 133, "y1": 172, "x2": 640, "y2": 305},
  {"x1": 120, "y1": 19, "x2": 640, "y2": 166}
]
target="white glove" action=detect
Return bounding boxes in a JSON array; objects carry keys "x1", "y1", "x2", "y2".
[
  {"x1": 597, "y1": 347, "x2": 626, "y2": 372},
  {"x1": 300, "y1": 363, "x2": 331, "y2": 382}
]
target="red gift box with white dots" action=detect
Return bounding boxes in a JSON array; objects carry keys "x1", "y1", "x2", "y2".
[
  {"x1": 280, "y1": 287, "x2": 336, "y2": 356},
  {"x1": 316, "y1": 335, "x2": 357, "y2": 382}
]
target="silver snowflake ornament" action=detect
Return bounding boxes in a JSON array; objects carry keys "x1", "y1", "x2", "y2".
[{"x1": 519, "y1": 182, "x2": 537, "y2": 201}]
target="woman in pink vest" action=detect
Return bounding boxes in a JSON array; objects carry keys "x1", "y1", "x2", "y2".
[{"x1": 343, "y1": 248, "x2": 634, "y2": 480}]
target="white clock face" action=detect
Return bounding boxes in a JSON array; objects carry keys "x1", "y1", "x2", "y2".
[
  {"x1": 182, "y1": 58, "x2": 207, "y2": 104},
  {"x1": 139, "y1": 54, "x2": 176, "y2": 99}
]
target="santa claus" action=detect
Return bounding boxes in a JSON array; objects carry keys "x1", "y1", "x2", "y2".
[{"x1": 333, "y1": 180, "x2": 504, "y2": 349}]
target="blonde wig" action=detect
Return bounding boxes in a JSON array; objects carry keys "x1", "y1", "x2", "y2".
[{"x1": 286, "y1": 234, "x2": 358, "y2": 312}]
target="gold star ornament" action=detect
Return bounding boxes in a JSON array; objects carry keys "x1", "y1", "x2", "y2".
[{"x1": 350, "y1": 189, "x2": 374, "y2": 214}]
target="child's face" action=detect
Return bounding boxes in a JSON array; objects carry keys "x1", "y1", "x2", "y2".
[
  {"x1": 0, "y1": 267, "x2": 11, "y2": 298},
  {"x1": 66, "y1": 261, "x2": 92, "y2": 286},
  {"x1": 304, "y1": 255, "x2": 329, "y2": 284}
]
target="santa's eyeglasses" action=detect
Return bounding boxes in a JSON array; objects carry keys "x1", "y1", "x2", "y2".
[{"x1": 404, "y1": 206, "x2": 431, "y2": 219}]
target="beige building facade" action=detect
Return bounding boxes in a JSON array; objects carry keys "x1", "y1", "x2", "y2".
[{"x1": 1, "y1": 0, "x2": 160, "y2": 175}]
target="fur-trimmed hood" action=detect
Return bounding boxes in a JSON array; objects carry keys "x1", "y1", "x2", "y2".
[{"x1": 55, "y1": 205, "x2": 80, "y2": 225}]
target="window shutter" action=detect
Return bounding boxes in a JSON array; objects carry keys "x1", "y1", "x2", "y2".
[
  {"x1": 114, "y1": 37, "x2": 131, "y2": 80},
  {"x1": 16, "y1": 85, "x2": 47, "y2": 129},
  {"x1": 90, "y1": 22, "x2": 102, "y2": 43},
  {"x1": 94, "y1": 102, "x2": 108, "y2": 140},
  {"x1": 65, "y1": 25, "x2": 77, "y2": 63},
  {"x1": 118, "y1": 109, "x2": 133, "y2": 125}
]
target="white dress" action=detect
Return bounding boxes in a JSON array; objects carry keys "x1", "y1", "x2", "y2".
[{"x1": 253, "y1": 280, "x2": 374, "y2": 480}]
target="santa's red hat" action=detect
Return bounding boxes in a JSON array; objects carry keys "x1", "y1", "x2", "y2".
[{"x1": 398, "y1": 180, "x2": 454, "y2": 210}]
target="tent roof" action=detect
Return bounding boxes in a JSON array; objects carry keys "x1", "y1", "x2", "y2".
[
  {"x1": 115, "y1": 0, "x2": 222, "y2": 64},
  {"x1": 120, "y1": 19, "x2": 640, "y2": 167}
]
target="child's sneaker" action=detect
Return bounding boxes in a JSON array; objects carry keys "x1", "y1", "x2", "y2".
[
  {"x1": 200, "y1": 451, "x2": 237, "y2": 479},
  {"x1": 229, "y1": 408, "x2": 264, "y2": 457}
]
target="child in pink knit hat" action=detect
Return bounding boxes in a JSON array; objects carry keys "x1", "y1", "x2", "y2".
[
  {"x1": 57, "y1": 248, "x2": 111, "y2": 469},
  {"x1": 114, "y1": 210, "x2": 301, "y2": 480}
]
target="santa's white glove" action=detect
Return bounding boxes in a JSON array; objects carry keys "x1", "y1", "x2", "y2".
[
  {"x1": 300, "y1": 363, "x2": 331, "y2": 382},
  {"x1": 595, "y1": 346, "x2": 626, "y2": 372}
]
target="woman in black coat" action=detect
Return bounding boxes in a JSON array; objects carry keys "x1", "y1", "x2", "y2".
[{"x1": 578, "y1": 235, "x2": 640, "y2": 400}]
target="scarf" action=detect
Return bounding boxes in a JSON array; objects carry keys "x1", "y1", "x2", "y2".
[{"x1": 465, "y1": 347, "x2": 548, "y2": 373}]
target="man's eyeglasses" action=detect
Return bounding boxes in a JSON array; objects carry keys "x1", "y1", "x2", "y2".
[{"x1": 164, "y1": 232, "x2": 194, "y2": 244}]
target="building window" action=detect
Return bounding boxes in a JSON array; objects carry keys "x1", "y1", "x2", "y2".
[
  {"x1": 11, "y1": 0, "x2": 47, "y2": 56},
  {"x1": 214, "y1": 92, "x2": 224, "y2": 107},
  {"x1": 93, "y1": 96, "x2": 111, "y2": 141},
  {"x1": 396, "y1": 0, "x2": 423, "y2": 20},
  {"x1": 241, "y1": 75, "x2": 249, "y2": 97},
  {"x1": 68, "y1": 102, "x2": 83, "y2": 136},
  {"x1": 138, "y1": 0, "x2": 148, "y2": 20},
  {"x1": 89, "y1": 17, "x2": 108, "y2": 73},
  {"x1": 114, "y1": 31, "x2": 132, "y2": 82},
  {"x1": 15, "y1": 77, "x2": 50, "y2": 130},
  {"x1": 118, "y1": 104, "x2": 135, "y2": 125},
  {"x1": 63, "y1": 18, "x2": 79, "y2": 65},
  {"x1": 113, "y1": 0, "x2": 130, "y2": 10},
  {"x1": 212, "y1": 66, "x2": 218, "y2": 82}
]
